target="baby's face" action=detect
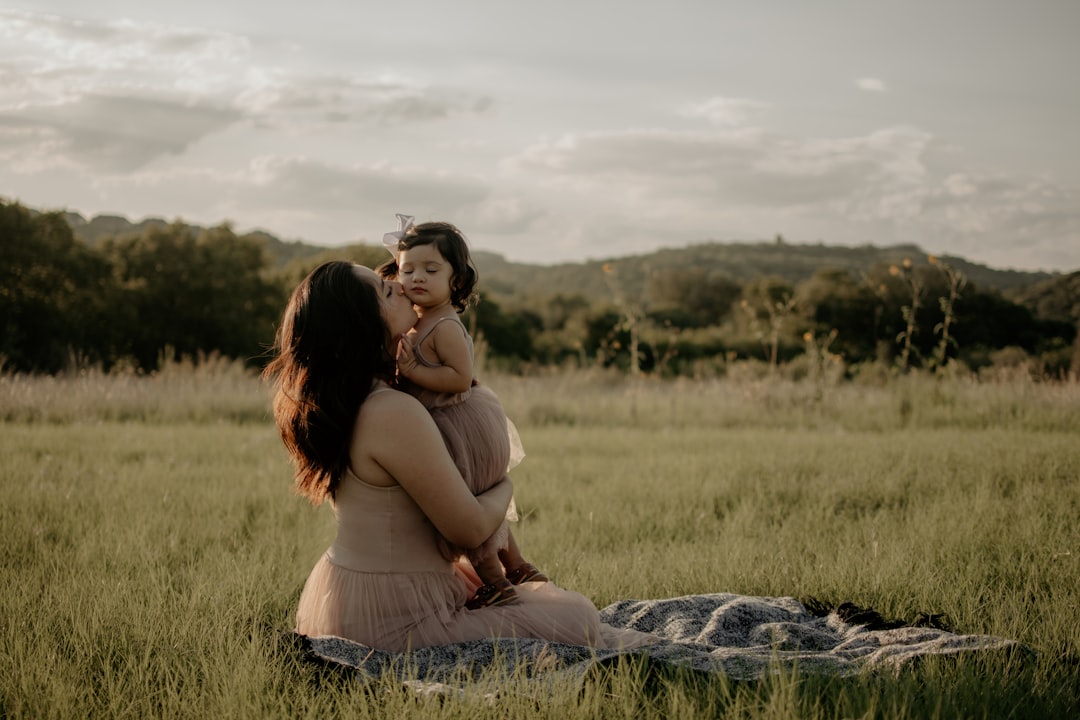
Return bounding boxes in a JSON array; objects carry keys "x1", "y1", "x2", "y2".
[{"x1": 397, "y1": 244, "x2": 453, "y2": 309}]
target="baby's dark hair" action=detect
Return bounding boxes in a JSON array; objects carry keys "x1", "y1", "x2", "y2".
[{"x1": 377, "y1": 221, "x2": 479, "y2": 312}]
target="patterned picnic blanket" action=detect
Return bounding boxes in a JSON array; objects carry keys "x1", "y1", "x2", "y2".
[{"x1": 299, "y1": 593, "x2": 1027, "y2": 692}]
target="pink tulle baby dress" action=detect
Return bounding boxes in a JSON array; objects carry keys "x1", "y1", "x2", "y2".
[{"x1": 397, "y1": 315, "x2": 525, "y2": 567}]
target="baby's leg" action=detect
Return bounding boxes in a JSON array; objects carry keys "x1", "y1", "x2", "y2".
[
  {"x1": 501, "y1": 529, "x2": 550, "y2": 585},
  {"x1": 471, "y1": 550, "x2": 508, "y2": 588},
  {"x1": 498, "y1": 530, "x2": 526, "y2": 572},
  {"x1": 464, "y1": 549, "x2": 517, "y2": 609}
]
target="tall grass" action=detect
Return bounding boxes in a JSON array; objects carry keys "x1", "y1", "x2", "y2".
[
  {"x1": 0, "y1": 353, "x2": 268, "y2": 424},
  {"x1": 4, "y1": 356, "x2": 1078, "y2": 433},
  {"x1": 1, "y1": 361, "x2": 1078, "y2": 718}
]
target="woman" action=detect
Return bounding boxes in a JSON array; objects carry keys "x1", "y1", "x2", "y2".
[{"x1": 263, "y1": 261, "x2": 646, "y2": 652}]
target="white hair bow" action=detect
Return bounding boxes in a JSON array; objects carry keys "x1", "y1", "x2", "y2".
[{"x1": 382, "y1": 213, "x2": 414, "y2": 256}]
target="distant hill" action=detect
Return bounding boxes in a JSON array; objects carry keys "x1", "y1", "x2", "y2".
[
  {"x1": 63, "y1": 211, "x2": 170, "y2": 242},
  {"x1": 61, "y1": 211, "x2": 328, "y2": 268},
  {"x1": 56, "y1": 209, "x2": 1058, "y2": 301},
  {"x1": 1006, "y1": 271, "x2": 1080, "y2": 326},
  {"x1": 473, "y1": 241, "x2": 1058, "y2": 304}
]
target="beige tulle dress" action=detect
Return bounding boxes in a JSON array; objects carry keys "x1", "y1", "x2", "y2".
[{"x1": 293, "y1": 459, "x2": 621, "y2": 651}]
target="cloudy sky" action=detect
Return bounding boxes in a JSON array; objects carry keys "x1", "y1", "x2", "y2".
[{"x1": 1, "y1": 1, "x2": 1077, "y2": 271}]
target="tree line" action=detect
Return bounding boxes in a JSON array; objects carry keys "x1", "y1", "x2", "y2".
[{"x1": 2, "y1": 200, "x2": 1076, "y2": 378}]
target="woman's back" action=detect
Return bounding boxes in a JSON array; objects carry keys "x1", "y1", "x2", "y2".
[{"x1": 328, "y1": 467, "x2": 449, "y2": 574}]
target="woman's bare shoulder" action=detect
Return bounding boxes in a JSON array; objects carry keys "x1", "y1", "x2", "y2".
[
  {"x1": 356, "y1": 385, "x2": 432, "y2": 434},
  {"x1": 360, "y1": 384, "x2": 422, "y2": 414}
]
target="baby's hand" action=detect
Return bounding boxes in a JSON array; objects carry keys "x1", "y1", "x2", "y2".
[{"x1": 395, "y1": 334, "x2": 418, "y2": 376}]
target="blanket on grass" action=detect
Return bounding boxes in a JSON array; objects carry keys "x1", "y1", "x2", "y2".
[{"x1": 299, "y1": 593, "x2": 1027, "y2": 692}]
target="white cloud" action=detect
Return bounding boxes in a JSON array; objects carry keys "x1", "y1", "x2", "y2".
[
  {"x1": 515, "y1": 125, "x2": 932, "y2": 213},
  {"x1": 0, "y1": 9, "x2": 494, "y2": 174},
  {"x1": 240, "y1": 156, "x2": 488, "y2": 211},
  {"x1": 80, "y1": 156, "x2": 493, "y2": 245},
  {"x1": 856, "y1": 77, "x2": 887, "y2": 92},
  {"x1": 924, "y1": 173, "x2": 1079, "y2": 237},
  {"x1": 0, "y1": 9, "x2": 249, "y2": 99},
  {"x1": 0, "y1": 93, "x2": 242, "y2": 171},
  {"x1": 679, "y1": 96, "x2": 771, "y2": 127},
  {"x1": 238, "y1": 72, "x2": 492, "y2": 131},
  {"x1": 944, "y1": 173, "x2": 977, "y2": 197},
  {"x1": 460, "y1": 196, "x2": 546, "y2": 236}
]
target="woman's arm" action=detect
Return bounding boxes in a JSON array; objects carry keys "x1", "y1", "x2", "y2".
[
  {"x1": 398, "y1": 320, "x2": 473, "y2": 393},
  {"x1": 356, "y1": 391, "x2": 510, "y2": 548}
]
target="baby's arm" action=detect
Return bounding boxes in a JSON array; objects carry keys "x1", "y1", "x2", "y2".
[{"x1": 399, "y1": 320, "x2": 474, "y2": 393}]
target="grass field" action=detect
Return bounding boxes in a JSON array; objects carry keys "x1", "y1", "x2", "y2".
[{"x1": 1, "y1": 363, "x2": 1078, "y2": 718}]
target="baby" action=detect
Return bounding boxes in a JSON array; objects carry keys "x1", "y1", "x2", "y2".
[{"x1": 379, "y1": 214, "x2": 547, "y2": 608}]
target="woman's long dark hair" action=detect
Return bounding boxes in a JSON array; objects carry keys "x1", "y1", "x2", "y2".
[
  {"x1": 262, "y1": 261, "x2": 394, "y2": 504},
  {"x1": 377, "y1": 221, "x2": 478, "y2": 312}
]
